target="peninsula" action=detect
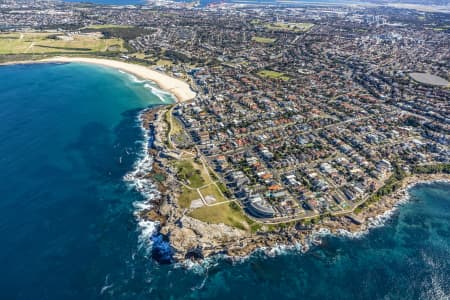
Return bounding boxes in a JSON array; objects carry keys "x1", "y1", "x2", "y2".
[{"x1": 1, "y1": 1, "x2": 449, "y2": 263}]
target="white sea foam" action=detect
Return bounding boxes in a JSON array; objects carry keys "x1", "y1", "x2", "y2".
[
  {"x1": 137, "y1": 219, "x2": 158, "y2": 255},
  {"x1": 177, "y1": 255, "x2": 222, "y2": 275},
  {"x1": 420, "y1": 251, "x2": 450, "y2": 300},
  {"x1": 180, "y1": 179, "x2": 449, "y2": 269},
  {"x1": 118, "y1": 69, "x2": 175, "y2": 103},
  {"x1": 120, "y1": 70, "x2": 147, "y2": 84},
  {"x1": 99, "y1": 274, "x2": 114, "y2": 296},
  {"x1": 264, "y1": 242, "x2": 305, "y2": 257},
  {"x1": 143, "y1": 83, "x2": 176, "y2": 103},
  {"x1": 124, "y1": 109, "x2": 161, "y2": 255},
  {"x1": 334, "y1": 179, "x2": 450, "y2": 241},
  {"x1": 178, "y1": 242, "x2": 307, "y2": 274},
  {"x1": 125, "y1": 111, "x2": 448, "y2": 266}
]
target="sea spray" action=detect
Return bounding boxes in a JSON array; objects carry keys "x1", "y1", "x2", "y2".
[
  {"x1": 126, "y1": 107, "x2": 448, "y2": 267},
  {"x1": 180, "y1": 180, "x2": 449, "y2": 271},
  {"x1": 177, "y1": 242, "x2": 307, "y2": 274},
  {"x1": 124, "y1": 108, "x2": 167, "y2": 260}
]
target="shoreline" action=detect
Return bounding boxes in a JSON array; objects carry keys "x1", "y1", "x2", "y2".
[
  {"x1": 131, "y1": 106, "x2": 450, "y2": 265},
  {"x1": 1, "y1": 56, "x2": 196, "y2": 103},
  {"x1": 180, "y1": 176, "x2": 450, "y2": 271},
  {"x1": 5, "y1": 57, "x2": 446, "y2": 265}
]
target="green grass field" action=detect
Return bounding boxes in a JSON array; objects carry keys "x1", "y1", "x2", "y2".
[
  {"x1": 199, "y1": 184, "x2": 227, "y2": 203},
  {"x1": 257, "y1": 69, "x2": 290, "y2": 81},
  {"x1": 189, "y1": 202, "x2": 250, "y2": 231},
  {"x1": 175, "y1": 156, "x2": 231, "y2": 208},
  {"x1": 178, "y1": 187, "x2": 201, "y2": 209},
  {"x1": 175, "y1": 159, "x2": 206, "y2": 188},
  {"x1": 265, "y1": 22, "x2": 314, "y2": 32},
  {"x1": 0, "y1": 32, "x2": 125, "y2": 54},
  {"x1": 252, "y1": 36, "x2": 276, "y2": 44},
  {"x1": 83, "y1": 24, "x2": 134, "y2": 29}
]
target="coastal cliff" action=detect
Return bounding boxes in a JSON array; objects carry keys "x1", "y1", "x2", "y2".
[{"x1": 136, "y1": 106, "x2": 450, "y2": 264}]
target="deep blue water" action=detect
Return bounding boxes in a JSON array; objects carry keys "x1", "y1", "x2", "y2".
[{"x1": 0, "y1": 63, "x2": 449, "y2": 300}]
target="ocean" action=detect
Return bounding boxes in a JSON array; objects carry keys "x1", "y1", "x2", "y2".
[{"x1": 0, "y1": 63, "x2": 448, "y2": 300}]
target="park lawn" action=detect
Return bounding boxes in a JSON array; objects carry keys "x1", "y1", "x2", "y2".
[
  {"x1": 0, "y1": 32, "x2": 125, "y2": 54},
  {"x1": 33, "y1": 37, "x2": 124, "y2": 53},
  {"x1": 83, "y1": 24, "x2": 134, "y2": 29},
  {"x1": 198, "y1": 184, "x2": 227, "y2": 203},
  {"x1": 0, "y1": 33, "x2": 30, "y2": 54},
  {"x1": 257, "y1": 69, "x2": 290, "y2": 81},
  {"x1": 265, "y1": 22, "x2": 314, "y2": 32},
  {"x1": 252, "y1": 36, "x2": 276, "y2": 44},
  {"x1": 175, "y1": 159, "x2": 208, "y2": 188},
  {"x1": 250, "y1": 19, "x2": 262, "y2": 25},
  {"x1": 156, "y1": 59, "x2": 174, "y2": 66},
  {"x1": 131, "y1": 52, "x2": 148, "y2": 59},
  {"x1": 189, "y1": 202, "x2": 250, "y2": 231},
  {"x1": 178, "y1": 186, "x2": 201, "y2": 209},
  {"x1": 131, "y1": 53, "x2": 157, "y2": 61},
  {"x1": 432, "y1": 27, "x2": 450, "y2": 31},
  {"x1": 171, "y1": 115, "x2": 184, "y2": 135},
  {"x1": 0, "y1": 32, "x2": 50, "y2": 54}
]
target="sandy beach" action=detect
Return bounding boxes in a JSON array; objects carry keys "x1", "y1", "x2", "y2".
[{"x1": 39, "y1": 57, "x2": 197, "y2": 102}]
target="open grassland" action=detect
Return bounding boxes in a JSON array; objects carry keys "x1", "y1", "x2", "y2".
[
  {"x1": 199, "y1": 184, "x2": 227, "y2": 203},
  {"x1": 257, "y1": 69, "x2": 290, "y2": 81},
  {"x1": 252, "y1": 36, "x2": 276, "y2": 44},
  {"x1": 265, "y1": 22, "x2": 314, "y2": 32},
  {"x1": 189, "y1": 202, "x2": 251, "y2": 231},
  {"x1": 0, "y1": 32, "x2": 125, "y2": 55},
  {"x1": 156, "y1": 59, "x2": 174, "y2": 66},
  {"x1": 175, "y1": 159, "x2": 206, "y2": 188},
  {"x1": 170, "y1": 115, "x2": 184, "y2": 136},
  {"x1": 178, "y1": 186, "x2": 201, "y2": 209},
  {"x1": 83, "y1": 24, "x2": 134, "y2": 29},
  {"x1": 175, "y1": 157, "x2": 230, "y2": 209}
]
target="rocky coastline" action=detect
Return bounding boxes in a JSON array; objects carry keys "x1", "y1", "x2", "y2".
[{"x1": 134, "y1": 106, "x2": 450, "y2": 264}]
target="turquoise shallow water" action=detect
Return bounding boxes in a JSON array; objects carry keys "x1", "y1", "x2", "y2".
[{"x1": 0, "y1": 63, "x2": 449, "y2": 300}]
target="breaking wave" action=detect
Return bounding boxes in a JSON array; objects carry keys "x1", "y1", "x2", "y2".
[
  {"x1": 119, "y1": 70, "x2": 146, "y2": 84},
  {"x1": 118, "y1": 69, "x2": 176, "y2": 103},
  {"x1": 182, "y1": 179, "x2": 449, "y2": 271},
  {"x1": 123, "y1": 109, "x2": 160, "y2": 256},
  {"x1": 143, "y1": 83, "x2": 176, "y2": 103}
]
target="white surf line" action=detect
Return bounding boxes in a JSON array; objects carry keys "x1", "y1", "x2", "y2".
[{"x1": 42, "y1": 57, "x2": 196, "y2": 102}]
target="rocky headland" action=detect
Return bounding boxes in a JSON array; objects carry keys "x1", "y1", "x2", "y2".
[{"x1": 135, "y1": 106, "x2": 450, "y2": 264}]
